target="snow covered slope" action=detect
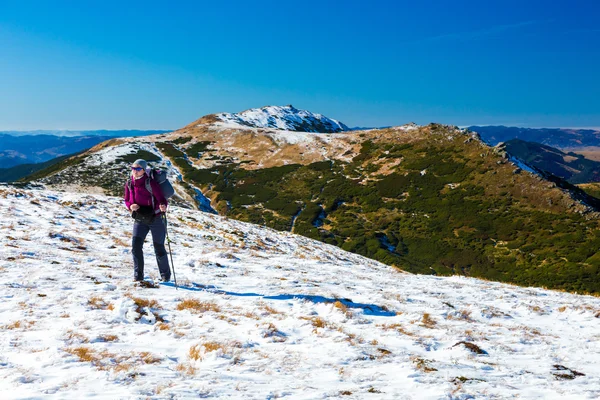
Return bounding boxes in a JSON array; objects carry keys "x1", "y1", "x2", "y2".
[
  {"x1": 210, "y1": 105, "x2": 350, "y2": 133},
  {"x1": 1, "y1": 186, "x2": 600, "y2": 399}
]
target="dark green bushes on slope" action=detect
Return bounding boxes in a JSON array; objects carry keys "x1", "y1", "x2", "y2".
[{"x1": 164, "y1": 134, "x2": 600, "y2": 294}]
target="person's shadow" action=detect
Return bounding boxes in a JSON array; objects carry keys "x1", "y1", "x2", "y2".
[{"x1": 162, "y1": 281, "x2": 396, "y2": 317}]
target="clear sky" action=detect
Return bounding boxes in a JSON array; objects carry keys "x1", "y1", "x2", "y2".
[{"x1": 1, "y1": 0, "x2": 598, "y2": 130}]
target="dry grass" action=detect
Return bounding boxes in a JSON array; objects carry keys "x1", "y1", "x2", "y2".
[
  {"x1": 187, "y1": 341, "x2": 240, "y2": 364},
  {"x1": 446, "y1": 309, "x2": 474, "y2": 322},
  {"x1": 380, "y1": 323, "x2": 414, "y2": 336},
  {"x1": 175, "y1": 362, "x2": 196, "y2": 376},
  {"x1": 112, "y1": 237, "x2": 128, "y2": 247},
  {"x1": 88, "y1": 296, "x2": 112, "y2": 310},
  {"x1": 4, "y1": 320, "x2": 22, "y2": 329},
  {"x1": 421, "y1": 313, "x2": 437, "y2": 328},
  {"x1": 97, "y1": 334, "x2": 118, "y2": 342},
  {"x1": 242, "y1": 311, "x2": 260, "y2": 320},
  {"x1": 3, "y1": 320, "x2": 35, "y2": 330},
  {"x1": 65, "y1": 346, "x2": 162, "y2": 371},
  {"x1": 333, "y1": 300, "x2": 353, "y2": 318},
  {"x1": 156, "y1": 322, "x2": 171, "y2": 331},
  {"x1": 64, "y1": 330, "x2": 89, "y2": 344},
  {"x1": 176, "y1": 299, "x2": 221, "y2": 313},
  {"x1": 189, "y1": 345, "x2": 202, "y2": 361},
  {"x1": 140, "y1": 351, "x2": 163, "y2": 364},
  {"x1": 411, "y1": 356, "x2": 438, "y2": 372},
  {"x1": 344, "y1": 332, "x2": 365, "y2": 346},
  {"x1": 125, "y1": 295, "x2": 164, "y2": 322},
  {"x1": 260, "y1": 304, "x2": 282, "y2": 315},
  {"x1": 262, "y1": 323, "x2": 287, "y2": 342},
  {"x1": 303, "y1": 316, "x2": 329, "y2": 332},
  {"x1": 66, "y1": 347, "x2": 99, "y2": 364},
  {"x1": 528, "y1": 305, "x2": 549, "y2": 315},
  {"x1": 127, "y1": 295, "x2": 160, "y2": 309}
]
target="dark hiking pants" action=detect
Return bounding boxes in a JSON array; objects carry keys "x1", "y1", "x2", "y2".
[{"x1": 132, "y1": 215, "x2": 171, "y2": 281}]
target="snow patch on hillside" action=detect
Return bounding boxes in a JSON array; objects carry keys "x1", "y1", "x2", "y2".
[{"x1": 211, "y1": 105, "x2": 349, "y2": 133}]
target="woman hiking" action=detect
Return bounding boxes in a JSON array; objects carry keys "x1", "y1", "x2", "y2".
[{"x1": 124, "y1": 159, "x2": 171, "y2": 283}]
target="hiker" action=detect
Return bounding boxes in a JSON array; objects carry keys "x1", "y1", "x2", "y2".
[{"x1": 124, "y1": 159, "x2": 171, "y2": 282}]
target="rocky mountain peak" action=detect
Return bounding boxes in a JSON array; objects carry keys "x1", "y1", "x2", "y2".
[{"x1": 198, "y1": 105, "x2": 349, "y2": 133}]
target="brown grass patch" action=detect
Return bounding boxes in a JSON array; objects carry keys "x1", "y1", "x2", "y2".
[
  {"x1": 64, "y1": 330, "x2": 89, "y2": 344},
  {"x1": 127, "y1": 295, "x2": 160, "y2": 309},
  {"x1": 189, "y1": 345, "x2": 202, "y2": 361},
  {"x1": 156, "y1": 322, "x2": 171, "y2": 331},
  {"x1": 176, "y1": 299, "x2": 220, "y2": 313},
  {"x1": 262, "y1": 323, "x2": 287, "y2": 342},
  {"x1": 260, "y1": 304, "x2": 282, "y2": 315},
  {"x1": 3, "y1": 320, "x2": 35, "y2": 330},
  {"x1": 65, "y1": 346, "x2": 162, "y2": 371},
  {"x1": 126, "y1": 295, "x2": 164, "y2": 322},
  {"x1": 112, "y1": 237, "x2": 128, "y2": 247},
  {"x1": 411, "y1": 356, "x2": 438, "y2": 372},
  {"x1": 301, "y1": 316, "x2": 330, "y2": 332},
  {"x1": 140, "y1": 351, "x2": 162, "y2": 364},
  {"x1": 175, "y1": 362, "x2": 196, "y2": 375},
  {"x1": 97, "y1": 334, "x2": 118, "y2": 342},
  {"x1": 380, "y1": 323, "x2": 413, "y2": 336},
  {"x1": 66, "y1": 347, "x2": 98, "y2": 364},
  {"x1": 446, "y1": 309, "x2": 474, "y2": 322},
  {"x1": 88, "y1": 296, "x2": 112, "y2": 310},
  {"x1": 4, "y1": 320, "x2": 22, "y2": 329},
  {"x1": 345, "y1": 332, "x2": 365, "y2": 346},
  {"x1": 333, "y1": 301, "x2": 354, "y2": 318},
  {"x1": 421, "y1": 313, "x2": 437, "y2": 328},
  {"x1": 188, "y1": 341, "x2": 238, "y2": 362},
  {"x1": 242, "y1": 311, "x2": 260, "y2": 320}
]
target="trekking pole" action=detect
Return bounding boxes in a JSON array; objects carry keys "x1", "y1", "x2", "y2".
[{"x1": 163, "y1": 212, "x2": 178, "y2": 290}]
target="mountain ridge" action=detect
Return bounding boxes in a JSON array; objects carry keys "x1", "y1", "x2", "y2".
[
  {"x1": 192, "y1": 105, "x2": 349, "y2": 133},
  {"x1": 20, "y1": 107, "x2": 600, "y2": 294}
]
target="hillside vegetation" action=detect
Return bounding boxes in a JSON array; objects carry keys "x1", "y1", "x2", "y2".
[
  {"x1": 160, "y1": 124, "x2": 600, "y2": 294},
  {"x1": 27, "y1": 123, "x2": 600, "y2": 294}
]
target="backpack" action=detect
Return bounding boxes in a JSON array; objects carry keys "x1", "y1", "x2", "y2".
[
  {"x1": 128, "y1": 168, "x2": 175, "y2": 207},
  {"x1": 147, "y1": 168, "x2": 175, "y2": 199}
]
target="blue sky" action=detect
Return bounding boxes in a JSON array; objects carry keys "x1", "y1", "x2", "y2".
[{"x1": 0, "y1": 0, "x2": 598, "y2": 130}]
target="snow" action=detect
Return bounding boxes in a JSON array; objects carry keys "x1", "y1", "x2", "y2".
[
  {"x1": 1, "y1": 185, "x2": 600, "y2": 399},
  {"x1": 509, "y1": 156, "x2": 538, "y2": 175},
  {"x1": 212, "y1": 105, "x2": 349, "y2": 133}
]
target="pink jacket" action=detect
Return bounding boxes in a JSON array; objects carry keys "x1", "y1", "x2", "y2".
[{"x1": 124, "y1": 173, "x2": 168, "y2": 214}]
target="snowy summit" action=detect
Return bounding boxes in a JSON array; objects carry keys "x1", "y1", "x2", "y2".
[
  {"x1": 2, "y1": 186, "x2": 600, "y2": 398},
  {"x1": 211, "y1": 105, "x2": 350, "y2": 133}
]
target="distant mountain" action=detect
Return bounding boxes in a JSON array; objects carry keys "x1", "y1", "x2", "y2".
[
  {"x1": 468, "y1": 125, "x2": 600, "y2": 149},
  {"x1": 503, "y1": 139, "x2": 600, "y2": 184},
  {"x1": 23, "y1": 105, "x2": 600, "y2": 294},
  {"x1": 194, "y1": 105, "x2": 349, "y2": 133},
  {"x1": 0, "y1": 130, "x2": 169, "y2": 168},
  {"x1": 0, "y1": 129, "x2": 171, "y2": 137},
  {"x1": 0, "y1": 152, "x2": 85, "y2": 183}
]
